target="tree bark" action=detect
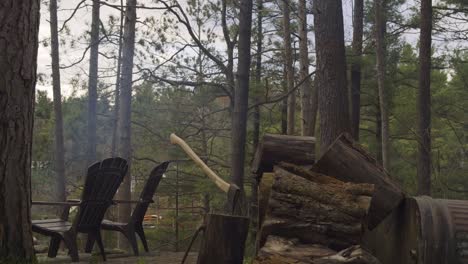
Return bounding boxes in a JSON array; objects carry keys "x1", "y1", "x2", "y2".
[
  {"x1": 282, "y1": 0, "x2": 296, "y2": 135},
  {"x1": 417, "y1": 0, "x2": 432, "y2": 196},
  {"x1": 299, "y1": 0, "x2": 315, "y2": 137},
  {"x1": 50, "y1": 0, "x2": 66, "y2": 202},
  {"x1": 87, "y1": 0, "x2": 100, "y2": 165},
  {"x1": 350, "y1": 0, "x2": 363, "y2": 141},
  {"x1": 111, "y1": 0, "x2": 125, "y2": 158},
  {"x1": 230, "y1": 0, "x2": 253, "y2": 190},
  {"x1": 311, "y1": 133, "x2": 405, "y2": 229},
  {"x1": 313, "y1": 0, "x2": 351, "y2": 154},
  {"x1": 117, "y1": 0, "x2": 137, "y2": 226},
  {"x1": 374, "y1": 0, "x2": 390, "y2": 171},
  {"x1": 0, "y1": 0, "x2": 40, "y2": 261}
]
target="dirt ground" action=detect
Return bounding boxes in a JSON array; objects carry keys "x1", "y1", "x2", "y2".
[{"x1": 37, "y1": 251, "x2": 197, "y2": 264}]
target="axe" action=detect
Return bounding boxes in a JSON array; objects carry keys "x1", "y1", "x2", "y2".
[{"x1": 170, "y1": 133, "x2": 242, "y2": 215}]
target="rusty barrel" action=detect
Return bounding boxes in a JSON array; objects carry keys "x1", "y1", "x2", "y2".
[{"x1": 363, "y1": 196, "x2": 468, "y2": 264}]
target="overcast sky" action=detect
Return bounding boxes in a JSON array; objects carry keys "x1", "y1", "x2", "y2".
[{"x1": 37, "y1": 0, "x2": 421, "y2": 98}]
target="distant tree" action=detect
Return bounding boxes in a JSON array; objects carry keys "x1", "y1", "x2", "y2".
[
  {"x1": 417, "y1": 0, "x2": 432, "y2": 195},
  {"x1": 111, "y1": 0, "x2": 125, "y2": 157},
  {"x1": 87, "y1": 0, "x2": 100, "y2": 165},
  {"x1": 253, "y1": 0, "x2": 263, "y2": 150},
  {"x1": 282, "y1": 0, "x2": 296, "y2": 135},
  {"x1": 351, "y1": 0, "x2": 364, "y2": 140},
  {"x1": 299, "y1": 0, "x2": 316, "y2": 137},
  {"x1": 0, "y1": 0, "x2": 40, "y2": 261},
  {"x1": 117, "y1": 0, "x2": 137, "y2": 225},
  {"x1": 50, "y1": 0, "x2": 66, "y2": 202},
  {"x1": 313, "y1": 0, "x2": 351, "y2": 153},
  {"x1": 375, "y1": 0, "x2": 390, "y2": 170},
  {"x1": 231, "y1": 0, "x2": 253, "y2": 189}
]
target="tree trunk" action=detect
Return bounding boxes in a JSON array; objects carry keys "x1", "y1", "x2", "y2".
[
  {"x1": 253, "y1": 0, "x2": 263, "y2": 152},
  {"x1": 280, "y1": 65, "x2": 288, "y2": 135},
  {"x1": 282, "y1": 0, "x2": 295, "y2": 135},
  {"x1": 350, "y1": 0, "x2": 363, "y2": 140},
  {"x1": 117, "y1": 0, "x2": 137, "y2": 227},
  {"x1": 50, "y1": 0, "x2": 66, "y2": 202},
  {"x1": 375, "y1": 100, "x2": 383, "y2": 163},
  {"x1": 374, "y1": 0, "x2": 390, "y2": 171},
  {"x1": 311, "y1": 133, "x2": 405, "y2": 229},
  {"x1": 111, "y1": 0, "x2": 125, "y2": 158},
  {"x1": 87, "y1": 0, "x2": 100, "y2": 165},
  {"x1": 298, "y1": 0, "x2": 315, "y2": 137},
  {"x1": 0, "y1": 0, "x2": 40, "y2": 261},
  {"x1": 230, "y1": 0, "x2": 253, "y2": 190},
  {"x1": 251, "y1": 0, "x2": 263, "y2": 242},
  {"x1": 417, "y1": 0, "x2": 432, "y2": 196},
  {"x1": 313, "y1": 0, "x2": 351, "y2": 154}
]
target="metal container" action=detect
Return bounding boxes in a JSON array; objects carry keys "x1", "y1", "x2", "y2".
[{"x1": 363, "y1": 196, "x2": 468, "y2": 264}]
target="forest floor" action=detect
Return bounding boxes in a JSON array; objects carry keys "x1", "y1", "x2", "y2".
[{"x1": 37, "y1": 251, "x2": 197, "y2": 263}]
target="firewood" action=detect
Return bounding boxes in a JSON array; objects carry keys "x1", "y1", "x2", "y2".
[
  {"x1": 252, "y1": 134, "x2": 315, "y2": 177},
  {"x1": 257, "y1": 166, "x2": 373, "y2": 250},
  {"x1": 311, "y1": 133, "x2": 405, "y2": 229}
]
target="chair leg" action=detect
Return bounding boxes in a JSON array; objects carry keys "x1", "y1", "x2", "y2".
[
  {"x1": 135, "y1": 226, "x2": 149, "y2": 252},
  {"x1": 124, "y1": 228, "x2": 139, "y2": 256},
  {"x1": 94, "y1": 230, "x2": 107, "y2": 261},
  {"x1": 85, "y1": 233, "x2": 96, "y2": 253},
  {"x1": 47, "y1": 236, "x2": 61, "y2": 258},
  {"x1": 62, "y1": 233, "x2": 79, "y2": 262}
]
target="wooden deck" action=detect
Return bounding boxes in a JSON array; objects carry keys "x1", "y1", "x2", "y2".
[{"x1": 37, "y1": 251, "x2": 197, "y2": 263}]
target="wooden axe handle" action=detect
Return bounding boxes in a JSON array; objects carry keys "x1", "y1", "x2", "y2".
[{"x1": 170, "y1": 133, "x2": 230, "y2": 193}]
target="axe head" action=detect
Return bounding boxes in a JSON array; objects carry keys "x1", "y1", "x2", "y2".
[{"x1": 225, "y1": 184, "x2": 243, "y2": 215}]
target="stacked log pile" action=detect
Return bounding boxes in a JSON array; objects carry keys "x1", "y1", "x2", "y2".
[{"x1": 252, "y1": 133, "x2": 405, "y2": 264}]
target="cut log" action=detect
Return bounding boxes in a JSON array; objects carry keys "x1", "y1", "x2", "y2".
[
  {"x1": 257, "y1": 165, "x2": 373, "y2": 251},
  {"x1": 311, "y1": 133, "x2": 405, "y2": 229},
  {"x1": 251, "y1": 134, "x2": 315, "y2": 177},
  {"x1": 254, "y1": 236, "x2": 381, "y2": 264},
  {"x1": 197, "y1": 213, "x2": 249, "y2": 264}
]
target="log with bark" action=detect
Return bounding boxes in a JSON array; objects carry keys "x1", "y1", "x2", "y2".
[
  {"x1": 257, "y1": 164, "x2": 374, "y2": 251},
  {"x1": 311, "y1": 133, "x2": 405, "y2": 229},
  {"x1": 255, "y1": 236, "x2": 381, "y2": 264},
  {"x1": 251, "y1": 134, "x2": 315, "y2": 177}
]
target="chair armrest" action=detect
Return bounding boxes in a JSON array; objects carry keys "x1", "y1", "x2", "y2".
[
  {"x1": 32, "y1": 200, "x2": 80, "y2": 221},
  {"x1": 32, "y1": 201, "x2": 81, "y2": 206},
  {"x1": 112, "y1": 199, "x2": 141, "y2": 204},
  {"x1": 112, "y1": 199, "x2": 154, "y2": 204}
]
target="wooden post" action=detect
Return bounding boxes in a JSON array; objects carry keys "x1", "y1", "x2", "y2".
[
  {"x1": 197, "y1": 214, "x2": 249, "y2": 264},
  {"x1": 311, "y1": 133, "x2": 405, "y2": 229}
]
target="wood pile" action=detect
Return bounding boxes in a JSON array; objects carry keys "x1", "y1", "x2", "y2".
[{"x1": 252, "y1": 133, "x2": 405, "y2": 264}]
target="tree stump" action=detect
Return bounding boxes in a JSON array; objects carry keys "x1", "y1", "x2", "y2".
[
  {"x1": 197, "y1": 213, "x2": 249, "y2": 264},
  {"x1": 311, "y1": 133, "x2": 405, "y2": 229}
]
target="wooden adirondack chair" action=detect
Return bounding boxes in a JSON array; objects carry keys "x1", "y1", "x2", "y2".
[
  {"x1": 32, "y1": 157, "x2": 128, "y2": 262},
  {"x1": 86, "y1": 161, "x2": 169, "y2": 256}
]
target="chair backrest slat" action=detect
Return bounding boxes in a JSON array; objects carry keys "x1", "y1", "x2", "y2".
[
  {"x1": 131, "y1": 162, "x2": 169, "y2": 224},
  {"x1": 74, "y1": 157, "x2": 128, "y2": 231}
]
